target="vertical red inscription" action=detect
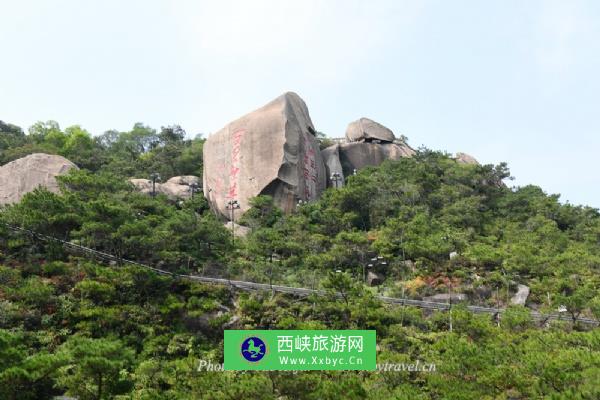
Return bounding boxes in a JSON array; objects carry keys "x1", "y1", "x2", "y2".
[{"x1": 227, "y1": 128, "x2": 246, "y2": 199}]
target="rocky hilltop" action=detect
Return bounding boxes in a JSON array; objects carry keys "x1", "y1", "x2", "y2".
[
  {"x1": 203, "y1": 93, "x2": 415, "y2": 220},
  {"x1": 0, "y1": 153, "x2": 77, "y2": 205},
  {"x1": 0, "y1": 93, "x2": 478, "y2": 222}
]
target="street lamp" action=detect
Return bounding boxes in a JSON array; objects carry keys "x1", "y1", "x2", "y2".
[
  {"x1": 189, "y1": 182, "x2": 200, "y2": 199},
  {"x1": 330, "y1": 172, "x2": 342, "y2": 189},
  {"x1": 225, "y1": 199, "x2": 241, "y2": 246},
  {"x1": 149, "y1": 172, "x2": 161, "y2": 197},
  {"x1": 268, "y1": 253, "x2": 281, "y2": 289}
]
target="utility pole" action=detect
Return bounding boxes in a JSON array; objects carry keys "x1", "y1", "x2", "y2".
[
  {"x1": 496, "y1": 287, "x2": 501, "y2": 327},
  {"x1": 400, "y1": 277, "x2": 406, "y2": 327},
  {"x1": 150, "y1": 172, "x2": 161, "y2": 198},
  {"x1": 502, "y1": 270, "x2": 510, "y2": 305},
  {"x1": 448, "y1": 282, "x2": 453, "y2": 332},
  {"x1": 226, "y1": 200, "x2": 240, "y2": 246},
  {"x1": 268, "y1": 253, "x2": 281, "y2": 292}
]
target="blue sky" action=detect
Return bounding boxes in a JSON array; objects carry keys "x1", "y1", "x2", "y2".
[{"x1": 1, "y1": 0, "x2": 599, "y2": 207}]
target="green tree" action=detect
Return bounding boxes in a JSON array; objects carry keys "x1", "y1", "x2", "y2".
[{"x1": 56, "y1": 337, "x2": 134, "y2": 400}]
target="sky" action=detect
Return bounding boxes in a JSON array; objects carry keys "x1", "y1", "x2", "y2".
[{"x1": 1, "y1": 0, "x2": 599, "y2": 207}]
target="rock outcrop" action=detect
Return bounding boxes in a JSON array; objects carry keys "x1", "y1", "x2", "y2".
[
  {"x1": 129, "y1": 175, "x2": 201, "y2": 200},
  {"x1": 346, "y1": 117, "x2": 395, "y2": 143},
  {"x1": 510, "y1": 284, "x2": 530, "y2": 306},
  {"x1": 201, "y1": 97, "x2": 417, "y2": 218},
  {"x1": 320, "y1": 118, "x2": 415, "y2": 188},
  {"x1": 338, "y1": 141, "x2": 414, "y2": 176},
  {"x1": 203, "y1": 92, "x2": 326, "y2": 221},
  {"x1": 0, "y1": 153, "x2": 78, "y2": 205},
  {"x1": 367, "y1": 271, "x2": 385, "y2": 286},
  {"x1": 321, "y1": 140, "x2": 414, "y2": 187},
  {"x1": 455, "y1": 152, "x2": 479, "y2": 165}
]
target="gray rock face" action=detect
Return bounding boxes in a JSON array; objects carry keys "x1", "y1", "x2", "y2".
[
  {"x1": 321, "y1": 143, "x2": 345, "y2": 188},
  {"x1": 346, "y1": 118, "x2": 395, "y2": 143},
  {"x1": 510, "y1": 284, "x2": 530, "y2": 306},
  {"x1": 203, "y1": 92, "x2": 326, "y2": 220},
  {"x1": 129, "y1": 175, "x2": 200, "y2": 200},
  {"x1": 0, "y1": 153, "x2": 78, "y2": 205}
]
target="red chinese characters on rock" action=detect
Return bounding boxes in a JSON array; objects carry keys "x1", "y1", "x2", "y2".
[
  {"x1": 227, "y1": 129, "x2": 246, "y2": 199},
  {"x1": 301, "y1": 132, "x2": 318, "y2": 200}
]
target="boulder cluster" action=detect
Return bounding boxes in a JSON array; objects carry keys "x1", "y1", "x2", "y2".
[
  {"x1": 0, "y1": 92, "x2": 481, "y2": 223},
  {"x1": 128, "y1": 176, "x2": 201, "y2": 200},
  {"x1": 203, "y1": 92, "x2": 415, "y2": 221},
  {"x1": 323, "y1": 118, "x2": 415, "y2": 188}
]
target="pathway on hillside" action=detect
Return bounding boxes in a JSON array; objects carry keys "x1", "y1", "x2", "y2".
[{"x1": 2, "y1": 222, "x2": 597, "y2": 327}]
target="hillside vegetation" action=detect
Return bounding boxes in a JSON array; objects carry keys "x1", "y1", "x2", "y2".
[{"x1": 1, "y1": 120, "x2": 599, "y2": 399}]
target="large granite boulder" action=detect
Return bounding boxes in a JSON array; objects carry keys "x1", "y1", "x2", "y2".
[
  {"x1": 345, "y1": 117, "x2": 395, "y2": 143},
  {"x1": 0, "y1": 153, "x2": 78, "y2": 205},
  {"x1": 203, "y1": 92, "x2": 326, "y2": 220}
]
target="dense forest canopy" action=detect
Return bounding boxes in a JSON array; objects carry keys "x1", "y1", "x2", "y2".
[
  {"x1": 0, "y1": 119, "x2": 599, "y2": 399},
  {"x1": 0, "y1": 120, "x2": 203, "y2": 178}
]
